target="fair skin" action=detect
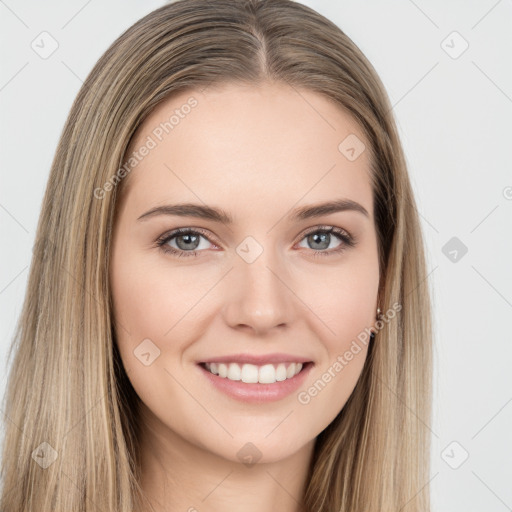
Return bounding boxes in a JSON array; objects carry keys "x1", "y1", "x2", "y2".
[{"x1": 110, "y1": 81, "x2": 380, "y2": 512}]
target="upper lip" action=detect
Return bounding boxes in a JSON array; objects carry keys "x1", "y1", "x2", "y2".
[{"x1": 198, "y1": 353, "x2": 313, "y2": 365}]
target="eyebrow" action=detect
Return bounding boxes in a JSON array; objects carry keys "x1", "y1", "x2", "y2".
[{"x1": 137, "y1": 198, "x2": 369, "y2": 224}]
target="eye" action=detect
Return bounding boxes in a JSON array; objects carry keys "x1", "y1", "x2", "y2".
[
  {"x1": 295, "y1": 225, "x2": 356, "y2": 258},
  {"x1": 155, "y1": 227, "x2": 217, "y2": 258},
  {"x1": 155, "y1": 225, "x2": 356, "y2": 259}
]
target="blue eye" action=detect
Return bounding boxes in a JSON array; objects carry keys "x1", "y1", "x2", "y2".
[
  {"x1": 297, "y1": 226, "x2": 356, "y2": 258},
  {"x1": 155, "y1": 225, "x2": 356, "y2": 259},
  {"x1": 156, "y1": 227, "x2": 214, "y2": 258}
]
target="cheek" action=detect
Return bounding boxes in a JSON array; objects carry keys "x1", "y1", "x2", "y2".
[
  {"x1": 311, "y1": 279, "x2": 372, "y2": 381},
  {"x1": 303, "y1": 258, "x2": 378, "y2": 340},
  {"x1": 111, "y1": 259, "x2": 163, "y2": 339},
  {"x1": 110, "y1": 251, "x2": 223, "y2": 393},
  {"x1": 109, "y1": 254, "x2": 205, "y2": 411},
  {"x1": 294, "y1": 286, "x2": 373, "y2": 432},
  {"x1": 111, "y1": 252, "x2": 205, "y2": 340},
  {"x1": 293, "y1": 263, "x2": 376, "y2": 423},
  {"x1": 110, "y1": 254, "x2": 177, "y2": 368}
]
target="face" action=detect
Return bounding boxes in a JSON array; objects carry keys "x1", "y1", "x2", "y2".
[{"x1": 109, "y1": 81, "x2": 380, "y2": 465}]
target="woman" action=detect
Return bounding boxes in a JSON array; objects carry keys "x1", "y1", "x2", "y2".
[{"x1": 0, "y1": 0, "x2": 433, "y2": 510}]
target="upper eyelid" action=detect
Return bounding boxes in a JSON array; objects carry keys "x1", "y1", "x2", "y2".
[{"x1": 300, "y1": 224, "x2": 351, "y2": 238}]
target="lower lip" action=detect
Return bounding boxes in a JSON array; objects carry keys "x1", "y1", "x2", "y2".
[{"x1": 197, "y1": 362, "x2": 314, "y2": 403}]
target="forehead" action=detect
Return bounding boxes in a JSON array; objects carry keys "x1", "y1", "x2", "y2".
[{"x1": 120, "y1": 82, "x2": 373, "y2": 221}]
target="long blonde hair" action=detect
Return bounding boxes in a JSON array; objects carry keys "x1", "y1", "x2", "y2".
[{"x1": 0, "y1": 0, "x2": 433, "y2": 510}]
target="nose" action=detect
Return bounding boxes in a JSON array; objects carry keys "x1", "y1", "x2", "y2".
[{"x1": 221, "y1": 249, "x2": 298, "y2": 336}]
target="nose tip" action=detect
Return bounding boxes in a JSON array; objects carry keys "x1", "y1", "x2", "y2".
[{"x1": 221, "y1": 256, "x2": 296, "y2": 335}]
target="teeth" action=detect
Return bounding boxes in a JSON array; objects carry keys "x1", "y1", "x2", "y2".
[
  {"x1": 227, "y1": 363, "x2": 241, "y2": 381},
  {"x1": 241, "y1": 364, "x2": 259, "y2": 383},
  {"x1": 205, "y1": 362, "x2": 304, "y2": 384}
]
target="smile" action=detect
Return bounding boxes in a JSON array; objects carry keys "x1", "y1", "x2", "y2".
[
  {"x1": 197, "y1": 361, "x2": 314, "y2": 403},
  {"x1": 202, "y1": 361, "x2": 304, "y2": 384}
]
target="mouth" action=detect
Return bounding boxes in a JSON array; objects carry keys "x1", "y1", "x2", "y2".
[
  {"x1": 197, "y1": 361, "x2": 313, "y2": 385},
  {"x1": 196, "y1": 359, "x2": 315, "y2": 403}
]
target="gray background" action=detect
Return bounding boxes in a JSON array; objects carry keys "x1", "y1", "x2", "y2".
[{"x1": 1, "y1": 1, "x2": 511, "y2": 510}]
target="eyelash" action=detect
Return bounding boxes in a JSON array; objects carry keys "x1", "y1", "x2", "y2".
[{"x1": 155, "y1": 225, "x2": 357, "y2": 259}]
